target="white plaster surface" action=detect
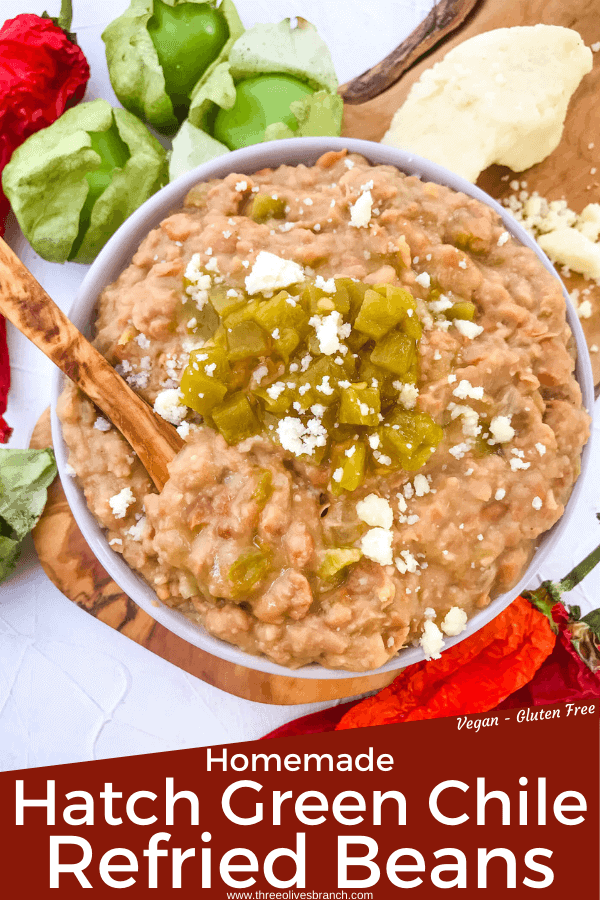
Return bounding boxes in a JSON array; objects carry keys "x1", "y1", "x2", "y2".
[{"x1": 1, "y1": 0, "x2": 599, "y2": 771}]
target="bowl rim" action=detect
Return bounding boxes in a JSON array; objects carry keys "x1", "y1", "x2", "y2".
[{"x1": 51, "y1": 136, "x2": 595, "y2": 681}]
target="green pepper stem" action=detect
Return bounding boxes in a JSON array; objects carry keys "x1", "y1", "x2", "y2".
[
  {"x1": 531, "y1": 538, "x2": 600, "y2": 612},
  {"x1": 57, "y1": 0, "x2": 73, "y2": 33},
  {"x1": 556, "y1": 540, "x2": 600, "y2": 596}
]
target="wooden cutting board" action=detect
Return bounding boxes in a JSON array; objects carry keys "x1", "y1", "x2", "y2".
[{"x1": 31, "y1": 0, "x2": 600, "y2": 704}]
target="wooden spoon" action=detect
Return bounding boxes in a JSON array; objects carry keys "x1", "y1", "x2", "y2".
[
  {"x1": 339, "y1": 0, "x2": 480, "y2": 104},
  {"x1": 0, "y1": 237, "x2": 183, "y2": 491}
]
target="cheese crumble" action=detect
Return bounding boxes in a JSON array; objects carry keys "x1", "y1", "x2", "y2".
[
  {"x1": 356, "y1": 494, "x2": 394, "y2": 530},
  {"x1": 360, "y1": 527, "x2": 394, "y2": 566},
  {"x1": 245, "y1": 251, "x2": 305, "y2": 295},
  {"x1": 349, "y1": 190, "x2": 373, "y2": 228},
  {"x1": 109, "y1": 487, "x2": 135, "y2": 519}
]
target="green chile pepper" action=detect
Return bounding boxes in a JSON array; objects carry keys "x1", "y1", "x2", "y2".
[
  {"x1": 147, "y1": 0, "x2": 229, "y2": 117},
  {"x1": 213, "y1": 74, "x2": 315, "y2": 150}
]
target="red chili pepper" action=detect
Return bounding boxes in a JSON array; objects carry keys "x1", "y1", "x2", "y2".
[
  {"x1": 335, "y1": 596, "x2": 556, "y2": 730},
  {"x1": 0, "y1": 0, "x2": 90, "y2": 440}
]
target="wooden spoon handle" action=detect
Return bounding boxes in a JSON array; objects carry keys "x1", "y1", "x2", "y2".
[
  {"x1": 339, "y1": 0, "x2": 480, "y2": 104},
  {"x1": 0, "y1": 238, "x2": 183, "y2": 491}
]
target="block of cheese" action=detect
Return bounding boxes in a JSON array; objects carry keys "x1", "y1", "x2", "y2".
[{"x1": 382, "y1": 25, "x2": 592, "y2": 182}]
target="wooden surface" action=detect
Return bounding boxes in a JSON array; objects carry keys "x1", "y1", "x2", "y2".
[
  {"x1": 30, "y1": 0, "x2": 600, "y2": 703},
  {"x1": 342, "y1": 0, "x2": 600, "y2": 383}
]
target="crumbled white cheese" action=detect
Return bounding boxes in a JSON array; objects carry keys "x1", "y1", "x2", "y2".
[
  {"x1": 356, "y1": 494, "x2": 394, "y2": 530},
  {"x1": 453, "y1": 380, "x2": 484, "y2": 401},
  {"x1": 450, "y1": 404, "x2": 481, "y2": 438},
  {"x1": 537, "y1": 227, "x2": 600, "y2": 280},
  {"x1": 266, "y1": 382, "x2": 285, "y2": 400},
  {"x1": 235, "y1": 181, "x2": 248, "y2": 192},
  {"x1": 395, "y1": 549, "x2": 419, "y2": 574},
  {"x1": 429, "y1": 295, "x2": 453, "y2": 314},
  {"x1": 349, "y1": 190, "x2": 373, "y2": 228},
  {"x1": 535, "y1": 442, "x2": 547, "y2": 456},
  {"x1": 245, "y1": 251, "x2": 305, "y2": 295},
  {"x1": 309, "y1": 311, "x2": 350, "y2": 356},
  {"x1": 415, "y1": 272, "x2": 431, "y2": 289},
  {"x1": 184, "y1": 254, "x2": 212, "y2": 309},
  {"x1": 315, "y1": 275, "x2": 335, "y2": 293},
  {"x1": 454, "y1": 319, "x2": 484, "y2": 339},
  {"x1": 396, "y1": 383, "x2": 419, "y2": 409},
  {"x1": 360, "y1": 527, "x2": 394, "y2": 566},
  {"x1": 441, "y1": 607, "x2": 468, "y2": 636},
  {"x1": 126, "y1": 516, "x2": 147, "y2": 541},
  {"x1": 532, "y1": 496, "x2": 543, "y2": 510},
  {"x1": 420, "y1": 619, "x2": 445, "y2": 660},
  {"x1": 449, "y1": 442, "x2": 470, "y2": 460},
  {"x1": 413, "y1": 474, "x2": 430, "y2": 497},
  {"x1": 497, "y1": 231, "x2": 510, "y2": 246},
  {"x1": 109, "y1": 487, "x2": 135, "y2": 519},
  {"x1": 509, "y1": 457, "x2": 531, "y2": 471},
  {"x1": 136, "y1": 333, "x2": 151, "y2": 349},
  {"x1": 276, "y1": 416, "x2": 327, "y2": 457},
  {"x1": 153, "y1": 389, "x2": 187, "y2": 426},
  {"x1": 176, "y1": 421, "x2": 191, "y2": 439},
  {"x1": 495, "y1": 488, "x2": 506, "y2": 500},
  {"x1": 94, "y1": 417, "x2": 111, "y2": 432},
  {"x1": 316, "y1": 376, "x2": 334, "y2": 396},
  {"x1": 109, "y1": 538, "x2": 122, "y2": 547},
  {"x1": 489, "y1": 414, "x2": 515, "y2": 443},
  {"x1": 575, "y1": 298, "x2": 593, "y2": 319}
]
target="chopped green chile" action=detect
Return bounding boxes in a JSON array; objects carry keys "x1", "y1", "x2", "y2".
[
  {"x1": 380, "y1": 409, "x2": 444, "y2": 470},
  {"x1": 446, "y1": 300, "x2": 477, "y2": 321},
  {"x1": 228, "y1": 545, "x2": 272, "y2": 596},
  {"x1": 252, "y1": 470, "x2": 273, "y2": 506},
  {"x1": 227, "y1": 321, "x2": 269, "y2": 361},
  {"x1": 371, "y1": 331, "x2": 415, "y2": 376},
  {"x1": 330, "y1": 441, "x2": 367, "y2": 494},
  {"x1": 249, "y1": 193, "x2": 287, "y2": 222},
  {"x1": 318, "y1": 547, "x2": 362, "y2": 579},
  {"x1": 339, "y1": 385, "x2": 380, "y2": 426},
  {"x1": 354, "y1": 284, "x2": 416, "y2": 339},
  {"x1": 178, "y1": 272, "x2": 456, "y2": 487},
  {"x1": 212, "y1": 392, "x2": 261, "y2": 443}
]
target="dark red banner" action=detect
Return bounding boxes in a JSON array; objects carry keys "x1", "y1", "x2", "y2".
[{"x1": 0, "y1": 701, "x2": 597, "y2": 897}]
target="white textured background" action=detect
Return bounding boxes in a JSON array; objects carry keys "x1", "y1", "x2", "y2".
[{"x1": 1, "y1": 0, "x2": 599, "y2": 771}]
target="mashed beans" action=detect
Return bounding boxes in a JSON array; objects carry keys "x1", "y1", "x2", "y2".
[{"x1": 58, "y1": 150, "x2": 590, "y2": 671}]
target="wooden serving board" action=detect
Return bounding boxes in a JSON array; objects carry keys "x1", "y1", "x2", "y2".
[{"x1": 31, "y1": 0, "x2": 600, "y2": 704}]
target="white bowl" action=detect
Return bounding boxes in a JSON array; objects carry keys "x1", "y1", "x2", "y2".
[{"x1": 51, "y1": 137, "x2": 594, "y2": 681}]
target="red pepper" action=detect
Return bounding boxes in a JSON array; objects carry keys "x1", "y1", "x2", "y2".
[
  {"x1": 0, "y1": 0, "x2": 90, "y2": 440},
  {"x1": 335, "y1": 595, "x2": 556, "y2": 730}
]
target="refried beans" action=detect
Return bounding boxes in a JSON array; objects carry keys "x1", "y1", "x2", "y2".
[{"x1": 58, "y1": 149, "x2": 590, "y2": 671}]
